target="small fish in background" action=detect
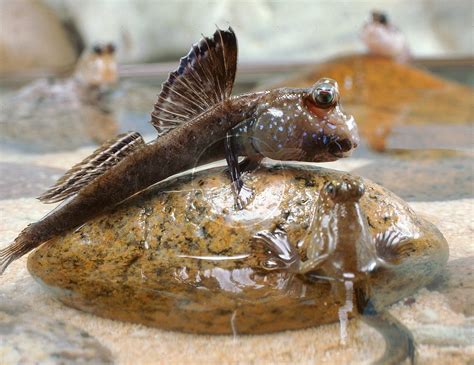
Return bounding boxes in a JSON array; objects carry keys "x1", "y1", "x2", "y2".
[
  {"x1": 11, "y1": 43, "x2": 118, "y2": 107},
  {"x1": 74, "y1": 43, "x2": 118, "y2": 93},
  {"x1": 361, "y1": 11, "x2": 411, "y2": 63},
  {"x1": 0, "y1": 44, "x2": 120, "y2": 153}
]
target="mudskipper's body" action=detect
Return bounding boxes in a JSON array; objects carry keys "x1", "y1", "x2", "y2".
[
  {"x1": 254, "y1": 177, "x2": 417, "y2": 364},
  {"x1": 0, "y1": 28, "x2": 359, "y2": 273}
]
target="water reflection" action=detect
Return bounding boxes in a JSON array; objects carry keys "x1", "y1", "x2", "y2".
[{"x1": 352, "y1": 148, "x2": 473, "y2": 201}]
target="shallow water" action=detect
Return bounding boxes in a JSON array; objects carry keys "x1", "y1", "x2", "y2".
[{"x1": 0, "y1": 63, "x2": 472, "y2": 364}]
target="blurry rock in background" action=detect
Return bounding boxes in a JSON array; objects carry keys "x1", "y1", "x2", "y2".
[
  {"x1": 1, "y1": 0, "x2": 471, "y2": 71},
  {"x1": 0, "y1": 0, "x2": 77, "y2": 74}
]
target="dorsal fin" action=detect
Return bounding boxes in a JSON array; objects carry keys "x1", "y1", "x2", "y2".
[
  {"x1": 38, "y1": 132, "x2": 145, "y2": 203},
  {"x1": 151, "y1": 27, "x2": 238, "y2": 135}
]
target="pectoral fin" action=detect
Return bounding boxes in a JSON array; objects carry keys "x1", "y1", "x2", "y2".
[
  {"x1": 224, "y1": 132, "x2": 258, "y2": 209},
  {"x1": 374, "y1": 229, "x2": 416, "y2": 265},
  {"x1": 252, "y1": 228, "x2": 300, "y2": 271}
]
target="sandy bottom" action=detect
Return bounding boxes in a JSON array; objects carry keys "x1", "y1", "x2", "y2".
[{"x1": 0, "y1": 150, "x2": 472, "y2": 365}]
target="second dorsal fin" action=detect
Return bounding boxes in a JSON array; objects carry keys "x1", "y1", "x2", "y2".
[
  {"x1": 38, "y1": 132, "x2": 145, "y2": 203},
  {"x1": 151, "y1": 27, "x2": 238, "y2": 135}
]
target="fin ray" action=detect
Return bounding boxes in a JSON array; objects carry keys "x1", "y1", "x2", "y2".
[
  {"x1": 38, "y1": 132, "x2": 145, "y2": 203},
  {"x1": 151, "y1": 27, "x2": 237, "y2": 135},
  {"x1": 375, "y1": 229, "x2": 415, "y2": 265}
]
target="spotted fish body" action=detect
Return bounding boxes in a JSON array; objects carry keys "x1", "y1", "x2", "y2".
[
  {"x1": 255, "y1": 177, "x2": 418, "y2": 364},
  {"x1": 0, "y1": 27, "x2": 359, "y2": 274}
]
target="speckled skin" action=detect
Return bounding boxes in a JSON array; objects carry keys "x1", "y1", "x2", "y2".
[
  {"x1": 231, "y1": 80, "x2": 358, "y2": 163},
  {"x1": 27, "y1": 164, "x2": 448, "y2": 334},
  {"x1": 267, "y1": 55, "x2": 474, "y2": 151}
]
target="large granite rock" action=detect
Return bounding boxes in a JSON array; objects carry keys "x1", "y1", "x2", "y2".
[{"x1": 28, "y1": 164, "x2": 448, "y2": 334}]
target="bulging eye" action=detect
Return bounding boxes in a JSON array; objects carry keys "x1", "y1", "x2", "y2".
[
  {"x1": 324, "y1": 182, "x2": 338, "y2": 199},
  {"x1": 105, "y1": 43, "x2": 116, "y2": 54},
  {"x1": 92, "y1": 45, "x2": 103, "y2": 55},
  {"x1": 312, "y1": 81, "x2": 337, "y2": 108}
]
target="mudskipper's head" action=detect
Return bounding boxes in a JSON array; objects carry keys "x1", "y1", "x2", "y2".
[
  {"x1": 302, "y1": 79, "x2": 359, "y2": 161},
  {"x1": 75, "y1": 43, "x2": 118, "y2": 88},
  {"x1": 321, "y1": 178, "x2": 365, "y2": 205},
  {"x1": 361, "y1": 11, "x2": 410, "y2": 62},
  {"x1": 251, "y1": 78, "x2": 359, "y2": 163}
]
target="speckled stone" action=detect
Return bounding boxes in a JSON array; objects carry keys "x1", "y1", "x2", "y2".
[
  {"x1": 28, "y1": 164, "x2": 448, "y2": 334},
  {"x1": 0, "y1": 304, "x2": 113, "y2": 364}
]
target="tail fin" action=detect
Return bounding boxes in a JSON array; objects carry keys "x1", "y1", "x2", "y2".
[
  {"x1": 151, "y1": 27, "x2": 238, "y2": 136},
  {"x1": 0, "y1": 225, "x2": 35, "y2": 274}
]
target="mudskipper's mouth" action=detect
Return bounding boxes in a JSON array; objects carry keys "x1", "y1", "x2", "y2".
[{"x1": 328, "y1": 138, "x2": 354, "y2": 156}]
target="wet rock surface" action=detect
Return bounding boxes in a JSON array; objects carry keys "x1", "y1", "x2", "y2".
[
  {"x1": 0, "y1": 304, "x2": 113, "y2": 364},
  {"x1": 28, "y1": 164, "x2": 448, "y2": 334}
]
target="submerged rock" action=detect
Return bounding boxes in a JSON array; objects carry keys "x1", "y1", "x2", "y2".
[{"x1": 28, "y1": 164, "x2": 448, "y2": 334}]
